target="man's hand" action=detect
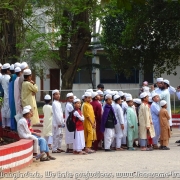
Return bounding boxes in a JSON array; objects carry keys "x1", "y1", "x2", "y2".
[
  {"x1": 32, "y1": 92, "x2": 35, "y2": 96},
  {"x1": 151, "y1": 85, "x2": 154, "y2": 91},
  {"x1": 121, "y1": 124, "x2": 124, "y2": 130}
]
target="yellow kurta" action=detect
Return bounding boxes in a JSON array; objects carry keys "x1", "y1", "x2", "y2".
[
  {"x1": 21, "y1": 81, "x2": 39, "y2": 125},
  {"x1": 83, "y1": 102, "x2": 96, "y2": 144}
]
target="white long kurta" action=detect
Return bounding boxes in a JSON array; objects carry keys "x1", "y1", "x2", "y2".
[
  {"x1": 14, "y1": 77, "x2": 22, "y2": 114},
  {"x1": 65, "y1": 102, "x2": 74, "y2": 144},
  {"x1": 160, "y1": 89, "x2": 172, "y2": 126},
  {"x1": 176, "y1": 92, "x2": 180, "y2": 100},
  {"x1": 43, "y1": 104, "x2": 53, "y2": 137},
  {"x1": 1, "y1": 74, "x2": 11, "y2": 118}
]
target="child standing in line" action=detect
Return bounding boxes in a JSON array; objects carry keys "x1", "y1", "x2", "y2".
[
  {"x1": 126, "y1": 97, "x2": 138, "y2": 150},
  {"x1": 43, "y1": 94, "x2": 53, "y2": 150},
  {"x1": 52, "y1": 89, "x2": 65, "y2": 153},
  {"x1": 73, "y1": 98, "x2": 87, "y2": 155},
  {"x1": 159, "y1": 100, "x2": 171, "y2": 150},
  {"x1": 101, "y1": 94, "x2": 117, "y2": 152}
]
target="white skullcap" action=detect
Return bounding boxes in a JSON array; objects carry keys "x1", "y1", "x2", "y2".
[
  {"x1": 84, "y1": 92, "x2": 92, "y2": 97},
  {"x1": 82, "y1": 95, "x2": 85, "y2": 100},
  {"x1": 105, "y1": 94, "x2": 112, "y2": 100},
  {"x1": 163, "y1": 79, "x2": 170, "y2": 85},
  {"x1": 86, "y1": 89, "x2": 93, "y2": 93},
  {"x1": 97, "y1": 90, "x2": 103, "y2": 95},
  {"x1": 143, "y1": 86, "x2": 150, "y2": 92},
  {"x1": 74, "y1": 96, "x2": 77, "y2": 99},
  {"x1": 160, "y1": 100, "x2": 167, "y2": 107},
  {"x1": 15, "y1": 67, "x2": 21, "y2": 73},
  {"x1": 126, "y1": 96, "x2": 133, "y2": 101},
  {"x1": 110, "y1": 91, "x2": 116, "y2": 96},
  {"x1": 118, "y1": 91, "x2": 124, "y2": 97},
  {"x1": 151, "y1": 92, "x2": 158, "y2": 98},
  {"x1": 92, "y1": 92, "x2": 98, "y2": 98},
  {"x1": 74, "y1": 98, "x2": 81, "y2": 103},
  {"x1": 66, "y1": 92, "x2": 74, "y2": 97},
  {"x1": 52, "y1": 89, "x2": 59, "y2": 95},
  {"x1": 114, "y1": 95, "x2": 120, "y2": 101},
  {"x1": 23, "y1": 105, "x2": 32, "y2": 110},
  {"x1": 125, "y1": 93, "x2": 132, "y2": 98},
  {"x1": 149, "y1": 97, "x2": 152, "y2": 103},
  {"x1": 22, "y1": 108, "x2": 30, "y2": 115},
  {"x1": 2, "y1": 63, "x2": 10, "y2": 69},
  {"x1": 140, "y1": 92, "x2": 148, "y2": 99},
  {"x1": 14, "y1": 62, "x2": 21, "y2": 68},
  {"x1": 114, "y1": 91, "x2": 118, "y2": 95},
  {"x1": 23, "y1": 69, "x2": 31, "y2": 75},
  {"x1": 104, "y1": 89, "x2": 111, "y2": 95},
  {"x1": 44, "y1": 94, "x2": 51, "y2": 100},
  {"x1": 157, "y1": 77, "x2": 163, "y2": 82},
  {"x1": 133, "y1": 98, "x2": 141, "y2": 104},
  {"x1": 143, "y1": 81, "x2": 148, "y2": 85},
  {"x1": 0, "y1": 63, "x2": 2, "y2": 67},
  {"x1": 20, "y1": 62, "x2": 28, "y2": 70},
  {"x1": 10, "y1": 64, "x2": 14, "y2": 70}
]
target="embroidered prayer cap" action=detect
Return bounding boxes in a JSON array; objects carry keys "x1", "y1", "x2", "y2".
[
  {"x1": 23, "y1": 105, "x2": 32, "y2": 110},
  {"x1": 22, "y1": 108, "x2": 30, "y2": 115},
  {"x1": 2, "y1": 63, "x2": 10, "y2": 69},
  {"x1": 86, "y1": 89, "x2": 93, "y2": 93},
  {"x1": 10, "y1": 64, "x2": 14, "y2": 70},
  {"x1": 84, "y1": 92, "x2": 92, "y2": 97},
  {"x1": 14, "y1": 62, "x2": 21, "y2": 68},
  {"x1": 151, "y1": 92, "x2": 158, "y2": 98},
  {"x1": 15, "y1": 67, "x2": 21, "y2": 73},
  {"x1": 148, "y1": 96, "x2": 152, "y2": 103},
  {"x1": 52, "y1": 89, "x2": 59, "y2": 95},
  {"x1": 143, "y1": 81, "x2": 148, "y2": 85},
  {"x1": 44, "y1": 94, "x2": 51, "y2": 100},
  {"x1": 163, "y1": 79, "x2": 170, "y2": 85},
  {"x1": 0, "y1": 63, "x2": 2, "y2": 67},
  {"x1": 66, "y1": 92, "x2": 74, "y2": 98},
  {"x1": 23, "y1": 69, "x2": 31, "y2": 75},
  {"x1": 118, "y1": 91, "x2": 124, "y2": 97},
  {"x1": 82, "y1": 95, "x2": 85, "y2": 100},
  {"x1": 20, "y1": 62, "x2": 28, "y2": 70},
  {"x1": 140, "y1": 92, "x2": 148, "y2": 99},
  {"x1": 92, "y1": 92, "x2": 98, "y2": 98},
  {"x1": 74, "y1": 98, "x2": 81, "y2": 103},
  {"x1": 133, "y1": 98, "x2": 141, "y2": 104},
  {"x1": 96, "y1": 90, "x2": 103, "y2": 95},
  {"x1": 156, "y1": 77, "x2": 163, "y2": 82},
  {"x1": 105, "y1": 94, "x2": 112, "y2": 100},
  {"x1": 126, "y1": 96, "x2": 133, "y2": 101},
  {"x1": 160, "y1": 100, "x2": 167, "y2": 107},
  {"x1": 113, "y1": 95, "x2": 120, "y2": 101}
]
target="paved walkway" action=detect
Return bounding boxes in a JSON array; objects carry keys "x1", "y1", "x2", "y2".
[{"x1": 2, "y1": 128, "x2": 180, "y2": 180}]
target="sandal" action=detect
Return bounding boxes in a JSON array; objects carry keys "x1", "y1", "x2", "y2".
[
  {"x1": 116, "y1": 148, "x2": 124, "y2": 151},
  {"x1": 141, "y1": 148, "x2": 153, "y2": 151},
  {"x1": 35, "y1": 152, "x2": 45, "y2": 160},
  {"x1": 85, "y1": 148, "x2": 95, "y2": 154},
  {"x1": 128, "y1": 147, "x2": 136, "y2": 151},
  {"x1": 175, "y1": 140, "x2": 180, "y2": 143},
  {"x1": 48, "y1": 156, "x2": 56, "y2": 160},
  {"x1": 52, "y1": 150, "x2": 61, "y2": 153},
  {"x1": 57, "y1": 148, "x2": 65, "y2": 152},
  {"x1": 40, "y1": 157, "x2": 50, "y2": 161},
  {"x1": 78, "y1": 151, "x2": 88, "y2": 155}
]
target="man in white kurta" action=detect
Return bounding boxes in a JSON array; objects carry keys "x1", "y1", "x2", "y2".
[
  {"x1": 14, "y1": 67, "x2": 22, "y2": 114},
  {"x1": 1, "y1": 63, "x2": 11, "y2": 128},
  {"x1": 65, "y1": 93, "x2": 74, "y2": 152}
]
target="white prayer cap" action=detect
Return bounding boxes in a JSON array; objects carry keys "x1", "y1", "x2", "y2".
[
  {"x1": 0, "y1": 63, "x2": 2, "y2": 67},
  {"x1": 82, "y1": 95, "x2": 85, "y2": 100},
  {"x1": 15, "y1": 67, "x2": 21, "y2": 73},
  {"x1": 84, "y1": 92, "x2": 92, "y2": 97},
  {"x1": 125, "y1": 93, "x2": 132, "y2": 98},
  {"x1": 74, "y1": 96, "x2": 77, "y2": 99},
  {"x1": 149, "y1": 97, "x2": 152, "y2": 103},
  {"x1": 92, "y1": 92, "x2": 98, "y2": 98},
  {"x1": 160, "y1": 100, "x2": 167, "y2": 107},
  {"x1": 20, "y1": 62, "x2": 28, "y2": 70},
  {"x1": 151, "y1": 92, "x2": 158, "y2": 98},
  {"x1": 104, "y1": 89, "x2": 111, "y2": 95},
  {"x1": 74, "y1": 98, "x2": 81, "y2": 103},
  {"x1": 163, "y1": 79, "x2": 170, "y2": 85},
  {"x1": 133, "y1": 98, "x2": 141, "y2": 104},
  {"x1": 126, "y1": 96, "x2": 133, "y2": 101},
  {"x1": 97, "y1": 90, "x2": 103, "y2": 95},
  {"x1": 143, "y1": 86, "x2": 150, "y2": 92},
  {"x1": 156, "y1": 77, "x2": 163, "y2": 82},
  {"x1": 23, "y1": 69, "x2": 31, "y2": 75},
  {"x1": 114, "y1": 91, "x2": 118, "y2": 95},
  {"x1": 52, "y1": 89, "x2": 59, "y2": 95},
  {"x1": 110, "y1": 91, "x2": 116, "y2": 96},
  {"x1": 105, "y1": 94, "x2": 112, "y2": 100},
  {"x1": 22, "y1": 108, "x2": 30, "y2": 115},
  {"x1": 140, "y1": 92, "x2": 148, "y2": 99},
  {"x1": 14, "y1": 62, "x2": 21, "y2": 68},
  {"x1": 118, "y1": 91, "x2": 124, "y2": 97},
  {"x1": 23, "y1": 105, "x2": 32, "y2": 110},
  {"x1": 66, "y1": 92, "x2": 74, "y2": 97},
  {"x1": 2, "y1": 63, "x2": 10, "y2": 69},
  {"x1": 113, "y1": 95, "x2": 120, "y2": 101},
  {"x1": 86, "y1": 89, "x2": 93, "y2": 93},
  {"x1": 10, "y1": 64, "x2": 14, "y2": 70},
  {"x1": 44, "y1": 94, "x2": 51, "y2": 100}
]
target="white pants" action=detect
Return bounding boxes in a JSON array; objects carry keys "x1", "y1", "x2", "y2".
[
  {"x1": 115, "y1": 123, "x2": 124, "y2": 148},
  {"x1": 44, "y1": 136, "x2": 53, "y2": 145},
  {"x1": 2, "y1": 117, "x2": 10, "y2": 128},
  {"x1": 122, "y1": 119, "x2": 127, "y2": 144},
  {"x1": 52, "y1": 127, "x2": 63, "y2": 151},
  {"x1": 73, "y1": 130, "x2": 85, "y2": 152},
  {"x1": 27, "y1": 135, "x2": 39, "y2": 154},
  {"x1": 104, "y1": 128, "x2": 115, "y2": 149}
]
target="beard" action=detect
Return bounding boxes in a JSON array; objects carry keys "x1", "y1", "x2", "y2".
[{"x1": 160, "y1": 86, "x2": 165, "y2": 90}]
